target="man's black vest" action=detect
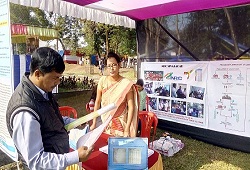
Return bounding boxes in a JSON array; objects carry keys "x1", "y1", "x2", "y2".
[{"x1": 6, "y1": 74, "x2": 69, "y2": 167}]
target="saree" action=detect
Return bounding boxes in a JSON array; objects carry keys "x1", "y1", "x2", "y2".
[{"x1": 99, "y1": 76, "x2": 139, "y2": 137}]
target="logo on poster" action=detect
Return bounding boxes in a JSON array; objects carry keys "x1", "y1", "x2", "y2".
[
  {"x1": 165, "y1": 72, "x2": 182, "y2": 80},
  {"x1": 184, "y1": 69, "x2": 193, "y2": 79}
]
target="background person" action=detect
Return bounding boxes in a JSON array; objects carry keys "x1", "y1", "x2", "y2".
[
  {"x1": 6, "y1": 47, "x2": 93, "y2": 170},
  {"x1": 88, "y1": 85, "x2": 97, "y2": 113},
  {"x1": 135, "y1": 79, "x2": 147, "y2": 111},
  {"x1": 86, "y1": 85, "x2": 102, "y2": 127},
  {"x1": 90, "y1": 52, "x2": 138, "y2": 137}
]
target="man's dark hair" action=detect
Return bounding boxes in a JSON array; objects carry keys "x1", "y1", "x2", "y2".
[
  {"x1": 107, "y1": 52, "x2": 121, "y2": 63},
  {"x1": 30, "y1": 47, "x2": 65, "y2": 74}
]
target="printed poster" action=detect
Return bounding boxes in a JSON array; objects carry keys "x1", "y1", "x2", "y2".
[
  {"x1": 141, "y1": 62, "x2": 208, "y2": 128},
  {"x1": 0, "y1": 0, "x2": 18, "y2": 161},
  {"x1": 141, "y1": 60, "x2": 250, "y2": 138}
]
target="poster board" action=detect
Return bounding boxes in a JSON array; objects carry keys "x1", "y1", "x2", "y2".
[
  {"x1": 141, "y1": 60, "x2": 250, "y2": 138},
  {"x1": 0, "y1": 0, "x2": 18, "y2": 161}
]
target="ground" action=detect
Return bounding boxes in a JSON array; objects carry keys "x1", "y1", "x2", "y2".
[{"x1": 63, "y1": 63, "x2": 137, "y2": 82}]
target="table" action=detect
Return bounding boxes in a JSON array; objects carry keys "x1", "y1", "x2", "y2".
[{"x1": 82, "y1": 133, "x2": 163, "y2": 170}]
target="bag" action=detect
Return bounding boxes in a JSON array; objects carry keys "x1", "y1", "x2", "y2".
[{"x1": 151, "y1": 136, "x2": 184, "y2": 157}]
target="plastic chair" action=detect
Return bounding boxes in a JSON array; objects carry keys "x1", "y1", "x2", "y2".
[
  {"x1": 138, "y1": 111, "x2": 158, "y2": 148},
  {"x1": 146, "y1": 95, "x2": 149, "y2": 111},
  {"x1": 59, "y1": 106, "x2": 78, "y2": 119}
]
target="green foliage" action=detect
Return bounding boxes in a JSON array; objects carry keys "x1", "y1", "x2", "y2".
[
  {"x1": 10, "y1": 3, "x2": 136, "y2": 58},
  {"x1": 82, "y1": 20, "x2": 136, "y2": 57},
  {"x1": 10, "y1": 3, "x2": 51, "y2": 27}
]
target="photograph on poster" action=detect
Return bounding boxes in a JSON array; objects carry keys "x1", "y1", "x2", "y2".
[
  {"x1": 148, "y1": 97, "x2": 157, "y2": 110},
  {"x1": 144, "y1": 71, "x2": 163, "y2": 81},
  {"x1": 171, "y1": 100, "x2": 186, "y2": 115},
  {"x1": 189, "y1": 86, "x2": 205, "y2": 100},
  {"x1": 171, "y1": 83, "x2": 187, "y2": 99},
  {"x1": 144, "y1": 82, "x2": 153, "y2": 94},
  {"x1": 158, "y1": 98, "x2": 170, "y2": 112},
  {"x1": 154, "y1": 82, "x2": 170, "y2": 97},
  {"x1": 187, "y1": 102, "x2": 204, "y2": 118}
]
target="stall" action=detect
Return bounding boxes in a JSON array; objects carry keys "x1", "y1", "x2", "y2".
[
  {"x1": 1, "y1": 0, "x2": 250, "y2": 164},
  {"x1": 11, "y1": 24, "x2": 59, "y2": 89},
  {"x1": 11, "y1": 23, "x2": 59, "y2": 54}
]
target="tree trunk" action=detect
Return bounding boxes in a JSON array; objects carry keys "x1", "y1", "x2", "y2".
[
  {"x1": 106, "y1": 29, "x2": 109, "y2": 54},
  {"x1": 176, "y1": 15, "x2": 181, "y2": 56},
  {"x1": 145, "y1": 20, "x2": 150, "y2": 58},
  {"x1": 58, "y1": 38, "x2": 66, "y2": 51},
  {"x1": 155, "y1": 17, "x2": 163, "y2": 61}
]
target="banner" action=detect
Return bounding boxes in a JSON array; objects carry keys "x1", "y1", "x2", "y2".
[
  {"x1": 0, "y1": 0, "x2": 18, "y2": 161},
  {"x1": 141, "y1": 60, "x2": 250, "y2": 138}
]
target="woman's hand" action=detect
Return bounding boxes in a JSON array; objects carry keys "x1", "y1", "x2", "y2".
[
  {"x1": 90, "y1": 118, "x2": 97, "y2": 131},
  {"x1": 123, "y1": 131, "x2": 130, "y2": 137}
]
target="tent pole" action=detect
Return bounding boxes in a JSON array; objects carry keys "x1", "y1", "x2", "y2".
[
  {"x1": 234, "y1": 47, "x2": 250, "y2": 60},
  {"x1": 153, "y1": 18, "x2": 199, "y2": 61}
]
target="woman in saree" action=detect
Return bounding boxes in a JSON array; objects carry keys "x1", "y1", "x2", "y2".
[{"x1": 90, "y1": 52, "x2": 138, "y2": 137}]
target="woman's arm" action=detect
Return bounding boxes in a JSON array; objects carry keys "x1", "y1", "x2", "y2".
[{"x1": 124, "y1": 88, "x2": 134, "y2": 137}]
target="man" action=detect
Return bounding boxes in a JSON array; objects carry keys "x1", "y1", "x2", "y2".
[
  {"x1": 171, "y1": 83, "x2": 177, "y2": 98},
  {"x1": 6, "y1": 47, "x2": 93, "y2": 169}
]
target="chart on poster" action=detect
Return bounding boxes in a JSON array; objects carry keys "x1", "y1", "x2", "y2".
[{"x1": 207, "y1": 61, "x2": 250, "y2": 137}]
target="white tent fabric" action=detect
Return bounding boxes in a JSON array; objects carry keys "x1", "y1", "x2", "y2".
[
  {"x1": 10, "y1": 0, "x2": 136, "y2": 28},
  {"x1": 10, "y1": 0, "x2": 250, "y2": 28}
]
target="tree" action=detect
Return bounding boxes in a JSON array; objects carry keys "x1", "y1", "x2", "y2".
[
  {"x1": 10, "y1": 3, "x2": 136, "y2": 58},
  {"x1": 10, "y1": 3, "x2": 51, "y2": 27},
  {"x1": 82, "y1": 20, "x2": 136, "y2": 57}
]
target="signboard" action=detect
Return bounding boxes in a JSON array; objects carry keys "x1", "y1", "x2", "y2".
[
  {"x1": 0, "y1": 0, "x2": 18, "y2": 161},
  {"x1": 141, "y1": 60, "x2": 250, "y2": 138},
  {"x1": 108, "y1": 137, "x2": 148, "y2": 170}
]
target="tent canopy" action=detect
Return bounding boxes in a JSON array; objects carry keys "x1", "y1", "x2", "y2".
[
  {"x1": 11, "y1": 24, "x2": 58, "y2": 43},
  {"x1": 10, "y1": 0, "x2": 250, "y2": 28}
]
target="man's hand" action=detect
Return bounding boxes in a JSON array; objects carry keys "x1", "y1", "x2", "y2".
[{"x1": 77, "y1": 145, "x2": 94, "y2": 162}]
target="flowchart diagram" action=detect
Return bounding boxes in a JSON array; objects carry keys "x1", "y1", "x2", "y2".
[{"x1": 210, "y1": 67, "x2": 246, "y2": 132}]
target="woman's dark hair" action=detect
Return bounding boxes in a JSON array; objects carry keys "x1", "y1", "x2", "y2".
[
  {"x1": 30, "y1": 47, "x2": 65, "y2": 74},
  {"x1": 107, "y1": 52, "x2": 121, "y2": 63},
  {"x1": 90, "y1": 85, "x2": 97, "y2": 100}
]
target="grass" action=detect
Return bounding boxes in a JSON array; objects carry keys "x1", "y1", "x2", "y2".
[{"x1": 57, "y1": 91, "x2": 250, "y2": 170}]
